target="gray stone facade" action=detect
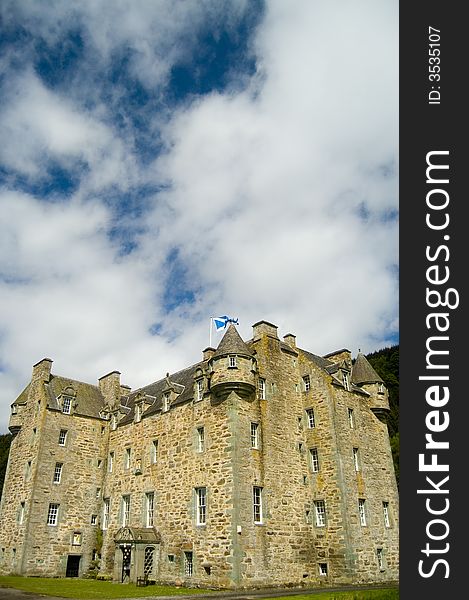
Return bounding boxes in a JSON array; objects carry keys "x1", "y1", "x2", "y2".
[{"x1": 0, "y1": 321, "x2": 399, "y2": 589}]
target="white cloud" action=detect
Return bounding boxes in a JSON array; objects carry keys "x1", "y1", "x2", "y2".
[{"x1": 0, "y1": 1, "x2": 398, "y2": 432}]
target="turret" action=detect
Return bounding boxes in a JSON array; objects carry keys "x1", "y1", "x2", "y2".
[
  {"x1": 209, "y1": 324, "x2": 256, "y2": 402},
  {"x1": 352, "y1": 352, "x2": 389, "y2": 418}
]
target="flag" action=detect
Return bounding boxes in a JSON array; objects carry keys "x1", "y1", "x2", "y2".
[{"x1": 213, "y1": 315, "x2": 239, "y2": 330}]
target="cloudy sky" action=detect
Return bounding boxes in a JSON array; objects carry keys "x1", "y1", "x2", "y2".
[{"x1": 0, "y1": 0, "x2": 398, "y2": 432}]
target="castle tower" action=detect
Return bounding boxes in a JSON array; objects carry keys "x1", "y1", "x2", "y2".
[{"x1": 352, "y1": 353, "x2": 390, "y2": 419}]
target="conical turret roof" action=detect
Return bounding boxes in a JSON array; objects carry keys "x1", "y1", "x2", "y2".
[
  {"x1": 351, "y1": 352, "x2": 384, "y2": 385},
  {"x1": 212, "y1": 324, "x2": 253, "y2": 359}
]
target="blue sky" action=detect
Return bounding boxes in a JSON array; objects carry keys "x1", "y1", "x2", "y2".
[{"x1": 0, "y1": 0, "x2": 398, "y2": 432}]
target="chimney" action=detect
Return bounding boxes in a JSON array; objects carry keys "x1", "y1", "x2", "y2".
[
  {"x1": 98, "y1": 370, "x2": 121, "y2": 410},
  {"x1": 252, "y1": 320, "x2": 278, "y2": 341},
  {"x1": 283, "y1": 334, "x2": 296, "y2": 348},
  {"x1": 203, "y1": 347, "x2": 215, "y2": 361},
  {"x1": 32, "y1": 358, "x2": 53, "y2": 383}
]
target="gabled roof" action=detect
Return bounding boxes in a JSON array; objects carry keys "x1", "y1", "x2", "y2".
[
  {"x1": 212, "y1": 324, "x2": 254, "y2": 359},
  {"x1": 351, "y1": 353, "x2": 384, "y2": 385}
]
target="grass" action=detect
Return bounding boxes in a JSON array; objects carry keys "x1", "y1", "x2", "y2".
[
  {"x1": 0, "y1": 576, "x2": 210, "y2": 598},
  {"x1": 0, "y1": 577, "x2": 399, "y2": 600}
]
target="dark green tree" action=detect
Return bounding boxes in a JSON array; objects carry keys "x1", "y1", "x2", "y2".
[{"x1": 0, "y1": 433, "x2": 13, "y2": 499}]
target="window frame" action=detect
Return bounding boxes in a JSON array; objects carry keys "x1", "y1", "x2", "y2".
[
  {"x1": 306, "y1": 408, "x2": 315, "y2": 428},
  {"x1": 314, "y1": 500, "x2": 326, "y2": 527},
  {"x1": 47, "y1": 503, "x2": 59, "y2": 526},
  {"x1": 309, "y1": 447, "x2": 319, "y2": 473},
  {"x1": 196, "y1": 427, "x2": 205, "y2": 453},
  {"x1": 258, "y1": 378, "x2": 266, "y2": 400},
  {"x1": 121, "y1": 495, "x2": 131, "y2": 526},
  {"x1": 195, "y1": 487, "x2": 207, "y2": 526},
  {"x1": 53, "y1": 462, "x2": 63, "y2": 484},
  {"x1": 358, "y1": 498, "x2": 367, "y2": 526},
  {"x1": 383, "y1": 501, "x2": 390, "y2": 527},
  {"x1": 253, "y1": 486, "x2": 263, "y2": 524},
  {"x1": 58, "y1": 429, "x2": 68, "y2": 446},
  {"x1": 251, "y1": 422, "x2": 259, "y2": 449},
  {"x1": 145, "y1": 492, "x2": 155, "y2": 528},
  {"x1": 303, "y1": 375, "x2": 311, "y2": 392}
]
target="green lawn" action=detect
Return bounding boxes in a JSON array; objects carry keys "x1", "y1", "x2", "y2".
[
  {"x1": 0, "y1": 576, "x2": 210, "y2": 598},
  {"x1": 0, "y1": 577, "x2": 399, "y2": 600}
]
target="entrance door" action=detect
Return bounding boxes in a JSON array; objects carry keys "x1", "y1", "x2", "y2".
[
  {"x1": 66, "y1": 555, "x2": 81, "y2": 577},
  {"x1": 121, "y1": 545, "x2": 132, "y2": 582}
]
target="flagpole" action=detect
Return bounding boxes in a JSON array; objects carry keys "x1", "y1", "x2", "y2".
[{"x1": 209, "y1": 317, "x2": 213, "y2": 348}]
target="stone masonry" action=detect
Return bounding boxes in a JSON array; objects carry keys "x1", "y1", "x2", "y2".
[{"x1": 0, "y1": 320, "x2": 399, "y2": 588}]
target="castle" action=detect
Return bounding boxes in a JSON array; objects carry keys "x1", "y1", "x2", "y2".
[{"x1": 0, "y1": 320, "x2": 399, "y2": 588}]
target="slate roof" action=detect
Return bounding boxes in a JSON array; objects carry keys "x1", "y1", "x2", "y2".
[
  {"x1": 212, "y1": 324, "x2": 254, "y2": 359},
  {"x1": 45, "y1": 375, "x2": 105, "y2": 418},
  {"x1": 351, "y1": 352, "x2": 384, "y2": 385}
]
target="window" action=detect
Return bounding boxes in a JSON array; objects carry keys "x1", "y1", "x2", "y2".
[
  {"x1": 125, "y1": 448, "x2": 131, "y2": 469},
  {"x1": 342, "y1": 371, "x2": 350, "y2": 391},
  {"x1": 378, "y1": 383, "x2": 385, "y2": 394},
  {"x1": 353, "y1": 448, "x2": 360, "y2": 472},
  {"x1": 135, "y1": 404, "x2": 141, "y2": 422},
  {"x1": 97, "y1": 459, "x2": 102, "y2": 468},
  {"x1": 306, "y1": 408, "x2": 315, "y2": 428},
  {"x1": 196, "y1": 427, "x2": 205, "y2": 453},
  {"x1": 383, "y1": 501, "x2": 390, "y2": 527},
  {"x1": 121, "y1": 495, "x2": 130, "y2": 526},
  {"x1": 314, "y1": 500, "x2": 326, "y2": 527},
  {"x1": 96, "y1": 487, "x2": 101, "y2": 499},
  {"x1": 358, "y1": 499, "x2": 367, "y2": 526},
  {"x1": 18, "y1": 502, "x2": 25, "y2": 525},
  {"x1": 62, "y1": 395, "x2": 73, "y2": 414},
  {"x1": 163, "y1": 392, "x2": 170, "y2": 412},
  {"x1": 303, "y1": 375, "x2": 311, "y2": 392},
  {"x1": 310, "y1": 448, "x2": 319, "y2": 473},
  {"x1": 58, "y1": 429, "x2": 67, "y2": 446},
  {"x1": 144, "y1": 546, "x2": 154, "y2": 576},
  {"x1": 184, "y1": 551, "x2": 193, "y2": 576},
  {"x1": 72, "y1": 532, "x2": 82, "y2": 546},
  {"x1": 47, "y1": 503, "x2": 59, "y2": 526},
  {"x1": 195, "y1": 487, "x2": 207, "y2": 526},
  {"x1": 111, "y1": 414, "x2": 118, "y2": 430},
  {"x1": 150, "y1": 440, "x2": 158, "y2": 464},
  {"x1": 251, "y1": 423, "x2": 259, "y2": 449},
  {"x1": 91, "y1": 514, "x2": 97, "y2": 525},
  {"x1": 228, "y1": 355, "x2": 237, "y2": 368},
  {"x1": 319, "y1": 563, "x2": 328, "y2": 576},
  {"x1": 145, "y1": 492, "x2": 155, "y2": 527},
  {"x1": 253, "y1": 486, "x2": 263, "y2": 524},
  {"x1": 25, "y1": 460, "x2": 32, "y2": 480},
  {"x1": 377, "y1": 548, "x2": 384, "y2": 570},
  {"x1": 348, "y1": 408, "x2": 354, "y2": 429},
  {"x1": 196, "y1": 379, "x2": 204, "y2": 401},
  {"x1": 53, "y1": 462, "x2": 63, "y2": 484},
  {"x1": 258, "y1": 378, "x2": 266, "y2": 400},
  {"x1": 102, "y1": 498, "x2": 110, "y2": 530},
  {"x1": 108, "y1": 452, "x2": 114, "y2": 473}
]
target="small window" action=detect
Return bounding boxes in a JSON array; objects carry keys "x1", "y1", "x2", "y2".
[
  {"x1": 314, "y1": 500, "x2": 326, "y2": 527},
  {"x1": 102, "y1": 498, "x2": 110, "y2": 530},
  {"x1": 91, "y1": 514, "x2": 97, "y2": 525},
  {"x1": 378, "y1": 383, "x2": 385, "y2": 394},
  {"x1": 309, "y1": 448, "x2": 319, "y2": 473},
  {"x1": 18, "y1": 502, "x2": 25, "y2": 525},
  {"x1": 58, "y1": 429, "x2": 68, "y2": 446},
  {"x1": 342, "y1": 371, "x2": 350, "y2": 391},
  {"x1": 72, "y1": 532, "x2": 82, "y2": 546},
  {"x1": 353, "y1": 448, "x2": 360, "y2": 472},
  {"x1": 150, "y1": 440, "x2": 158, "y2": 464},
  {"x1": 125, "y1": 448, "x2": 131, "y2": 469},
  {"x1": 135, "y1": 404, "x2": 141, "y2": 422},
  {"x1": 53, "y1": 463, "x2": 63, "y2": 484},
  {"x1": 195, "y1": 487, "x2": 207, "y2": 526},
  {"x1": 111, "y1": 414, "x2": 118, "y2": 430},
  {"x1": 383, "y1": 501, "x2": 390, "y2": 527},
  {"x1": 251, "y1": 423, "x2": 259, "y2": 449},
  {"x1": 47, "y1": 503, "x2": 59, "y2": 526},
  {"x1": 145, "y1": 492, "x2": 155, "y2": 528},
  {"x1": 108, "y1": 452, "x2": 114, "y2": 473},
  {"x1": 163, "y1": 393, "x2": 170, "y2": 412},
  {"x1": 62, "y1": 395, "x2": 72, "y2": 414},
  {"x1": 228, "y1": 355, "x2": 237, "y2": 368},
  {"x1": 358, "y1": 499, "x2": 367, "y2": 526},
  {"x1": 184, "y1": 551, "x2": 193, "y2": 577},
  {"x1": 377, "y1": 548, "x2": 384, "y2": 570},
  {"x1": 303, "y1": 375, "x2": 311, "y2": 392},
  {"x1": 306, "y1": 408, "x2": 315, "y2": 428},
  {"x1": 96, "y1": 487, "x2": 101, "y2": 499},
  {"x1": 258, "y1": 378, "x2": 266, "y2": 400},
  {"x1": 168, "y1": 554, "x2": 175, "y2": 563},
  {"x1": 121, "y1": 495, "x2": 130, "y2": 526},
  {"x1": 196, "y1": 379, "x2": 204, "y2": 402},
  {"x1": 348, "y1": 408, "x2": 354, "y2": 429},
  {"x1": 97, "y1": 459, "x2": 102, "y2": 468},
  {"x1": 253, "y1": 486, "x2": 263, "y2": 524},
  {"x1": 319, "y1": 563, "x2": 328, "y2": 576},
  {"x1": 196, "y1": 427, "x2": 205, "y2": 453}
]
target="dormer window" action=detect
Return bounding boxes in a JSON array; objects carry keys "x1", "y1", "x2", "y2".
[
  {"x1": 11, "y1": 405, "x2": 18, "y2": 415},
  {"x1": 135, "y1": 404, "x2": 141, "y2": 423},
  {"x1": 378, "y1": 383, "x2": 385, "y2": 394},
  {"x1": 342, "y1": 372, "x2": 350, "y2": 391},
  {"x1": 196, "y1": 379, "x2": 204, "y2": 402},
  {"x1": 62, "y1": 395, "x2": 73, "y2": 414},
  {"x1": 163, "y1": 392, "x2": 170, "y2": 412},
  {"x1": 228, "y1": 355, "x2": 237, "y2": 368},
  {"x1": 111, "y1": 414, "x2": 118, "y2": 430}
]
